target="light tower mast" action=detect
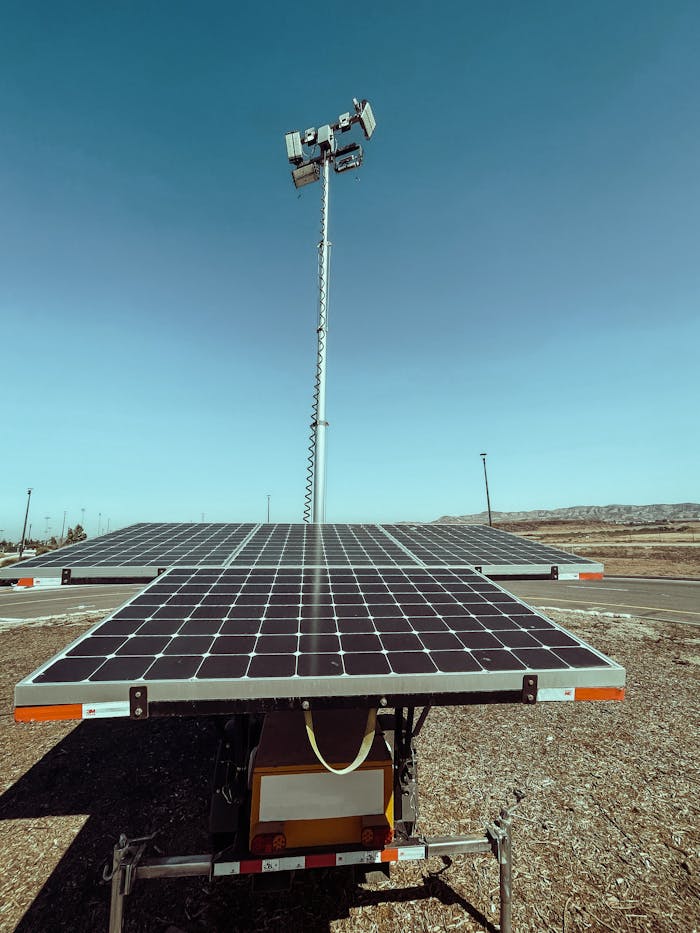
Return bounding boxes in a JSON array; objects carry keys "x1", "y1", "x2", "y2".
[{"x1": 284, "y1": 98, "x2": 377, "y2": 523}]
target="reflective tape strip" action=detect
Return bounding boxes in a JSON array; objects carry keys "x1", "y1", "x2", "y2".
[
  {"x1": 15, "y1": 704, "x2": 83, "y2": 722},
  {"x1": 15, "y1": 701, "x2": 131, "y2": 722},
  {"x1": 213, "y1": 862, "x2": 240, "y2": 877},
  {"x1": 558, "y1": 573, "x2": 579, "y2": 581},
  {"x1": 82, "y1": 701, "x2": 130, "y2": 719},
  {"x1": 336, "y1": 850, "x2": 383, "y2": 866},
  {"x1": 579, "y1": 572, "x2": 604, "y2": 581},
  {"x1": 270, "y1": 855, "x2": 306, "y2": 871},
  {"x1": 305, "y1": 853, "x2": 336, "y2": 868},
  {"x1": 537, "y1": 687, "x2": 575, "y2": 702},
  {"x1": 212, "y1": 845, "x2": 428, "y2": 877},
  {"x1": 397, "y1": 845, "x2": 427, "y2": 860},
  {"x1": 575, "y1": 687, "x2": 625, "y2": 702}
]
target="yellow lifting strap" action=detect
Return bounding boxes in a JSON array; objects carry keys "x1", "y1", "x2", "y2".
[{"x1": 303, "y1": 708, "x2": 378, "y2": 775}]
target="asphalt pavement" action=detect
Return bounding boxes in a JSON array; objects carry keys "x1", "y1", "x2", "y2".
[
  {"x1": 0, "y1": 577, "x2": 697, "y2": 625},
  {"x1": 0, "y1": 584, "x2": 143, "y2": 621},
  {"x1": 506, "y1": 577, "x2": 699, "y2": 626}
]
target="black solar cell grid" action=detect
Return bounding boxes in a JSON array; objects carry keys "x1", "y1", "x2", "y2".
[
  {"x1": 230, "y1": 524, "x2": 418, "y2": 567},
  {"x1": 383, "y1": 524, "x2": 597, "y2": 566},
  {"x1": 30, "y1": 567, "x2": 615, "y2": 689},
  {"x1": 11, "y1": 523, "x2": 256, "y2": 568}
]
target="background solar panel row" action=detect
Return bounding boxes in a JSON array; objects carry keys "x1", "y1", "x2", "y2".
[
  {"x1": 1, "y1": 522, "x2": 600, "y2": 581},
  {"x1": 383, "y1": 524, "x2": 597, "y2": 567}
]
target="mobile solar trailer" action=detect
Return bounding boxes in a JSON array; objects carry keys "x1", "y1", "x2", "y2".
[
  {"x1": 14, "y1": 565, "x2": 624, "y2": 933},
  {"x1": 0, "y1": 521, "x2": 604, "y2": 586}
]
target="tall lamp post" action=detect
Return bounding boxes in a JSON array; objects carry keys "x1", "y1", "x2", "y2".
[
  {"x1": 283, "y1": 98, "x2": 377, "y2": 524},
  {"x1": 480, "y1": 453, "x2": 493, "y2": 527},
  {"x1": 267, "y1": 495, "x2": 271, "y2": 523},
  {"x1": 19, "y1": 488, "x2": 32, "y2": 558}
]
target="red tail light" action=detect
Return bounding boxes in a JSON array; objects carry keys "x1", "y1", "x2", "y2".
[
  {"x1": 361, "y1": 825, "x2": 393, "y2": 848},
  {"x1": 251, "y1": 832, "x2": 287, "y2": 856}
]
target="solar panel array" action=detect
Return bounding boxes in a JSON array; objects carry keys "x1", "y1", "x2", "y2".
[
  {"x1": 18, "y1": 564, "x2": 623, "y2": 710},
  {"x1": 1, "y1": 522, "x2": 601, "y2": 580}
]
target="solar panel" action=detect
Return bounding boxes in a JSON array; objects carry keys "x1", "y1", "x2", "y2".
[
  {"x1": 229, "y1": 524, "x2": 419, "y2": 568},
  {"x1": 2, "y1": 523, "x2": 257, "y2": 579},
  {"x1": 16, "y1": 565, "x2": 623, "y2": 712},
  {"x1": 382, "y1": 524, "x2": 602, "y2": 576},
  {"x1": 0, "y1": 522, "x2": 602, "y2": 582}
]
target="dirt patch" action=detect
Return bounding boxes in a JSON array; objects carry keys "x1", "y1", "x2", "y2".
[
  {"x1": 1, "y1": 611, "x2": 699, "y2": 932},
  {"x1": 581, "y1": 547, "x2": 700, "y2": 579},
  {"x1": 497, "y1": 521, "x2": 700, "y2": 579}
]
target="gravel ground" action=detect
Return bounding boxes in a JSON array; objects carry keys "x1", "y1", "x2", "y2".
[{"x1": 1, "y1": 609, "x2": 699, "y2": 933}]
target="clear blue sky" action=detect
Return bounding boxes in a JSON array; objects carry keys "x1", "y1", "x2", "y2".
[{"x1": 2, "y1": 1, "x2": 698, "y2": 539}]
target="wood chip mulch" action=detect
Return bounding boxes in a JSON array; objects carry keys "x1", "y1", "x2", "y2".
[{"x1": 0, "y1": 608, "x2": 698, "y2": 932}]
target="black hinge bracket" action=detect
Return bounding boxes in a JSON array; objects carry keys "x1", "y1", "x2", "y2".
[
  {"x1": 522, "y1": 675, "x2": 538, "y2": 704},
  {"x1": 130, "y1": 686, "x2": 149, "y2": 719}
]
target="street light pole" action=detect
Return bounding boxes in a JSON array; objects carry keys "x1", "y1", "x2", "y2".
[
  {"x1": 267, "y1": 495, "x2": 271, "y2": 523},
  {"x1": 19, "y1": 488, "x2": 32, "y2": 558},
  {"x1": 480, "y1": 452, "x2": 493, "y2": 527}
]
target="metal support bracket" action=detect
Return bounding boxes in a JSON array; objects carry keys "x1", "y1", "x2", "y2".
[
  {"x1": 487, "y1": 810, "x2": 513, "y2": 933},
  {"x1": 61, "y1": 568, "x2": 71, "y2": 585},
  {"x1": 129, "y1": 686, "x2": 148, "y2": 719},
  {"x1": 551, "y1": 565, "x2": 559, "y2": 580},
  {"x1": 522, "y1": 674, "x2": 538, "y2": 704},
  {"x1": 106, "y1": 832, "x2": 157, "y2": 933}
]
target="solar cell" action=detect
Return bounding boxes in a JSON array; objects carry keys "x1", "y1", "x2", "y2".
[{"x1": 16, "y1": 566, "x2": 623, "y2": 711}]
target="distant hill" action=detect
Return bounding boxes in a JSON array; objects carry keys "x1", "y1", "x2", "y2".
[{"x1": 434, "y1": 503, "x2": 700, "y2": 524}]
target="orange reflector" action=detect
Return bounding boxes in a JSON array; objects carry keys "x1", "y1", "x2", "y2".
[
  {"x1": 17, "y1": 578, "x2": 35, "y2": 587},
  {"x1": 380, "y1": 848, "x2": 399, "y2": 863},
  {"x1": 579, "y1": 572, "x2": 604, "y2": 581},
  {"x1": 15, "y1": 704, "x2": 83, "y2": 722},
  {"x1": 574, "y1": 687, "x2": 625, "y2": 702}
]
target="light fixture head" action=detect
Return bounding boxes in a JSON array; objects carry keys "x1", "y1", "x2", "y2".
[
  {"x1": 335, "y1": 147, "x2": 363, "y2": 174},
  {"x1": 303, "y1": 127, "x2": 317, "y2": 145},
  {"x1": 353, "y1": 98, "x2": 376, "y2": 139},
  {"x1": 292, "y1": 162, "x2": 320, "y2": 188},
  {"x1": 317, "y1": 124, "x2": 335, "y2": 153},
  {"x1": 285, "y1": 131, "x2": 303, "y2": 165}
]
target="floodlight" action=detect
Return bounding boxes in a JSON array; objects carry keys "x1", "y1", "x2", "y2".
[
  {"x1": 357, "y1": 100, "x2": 376, "y2": 140},
  {"x1": 303, "y1": 127, "x2": 317, "y2": 145},
  {"x1": 317, "y1": 124, "x2": 335, "y2": 152},
  {"x1": 285, "y1": 131, "x2": 303, "y2": 165},
  {"x1": 338, "y1": 112, "x2": 351, "y2": 131},
  {"x1": 292, "y1": 162, "x2": 320, "y2": 188},
  {"x1": 335, "y1": 147, "x2": 363, "y2": 173}
]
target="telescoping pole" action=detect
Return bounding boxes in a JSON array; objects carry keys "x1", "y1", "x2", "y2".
[{"x1": 312, "y1": 157, "x2": 331, "y2": 524}]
